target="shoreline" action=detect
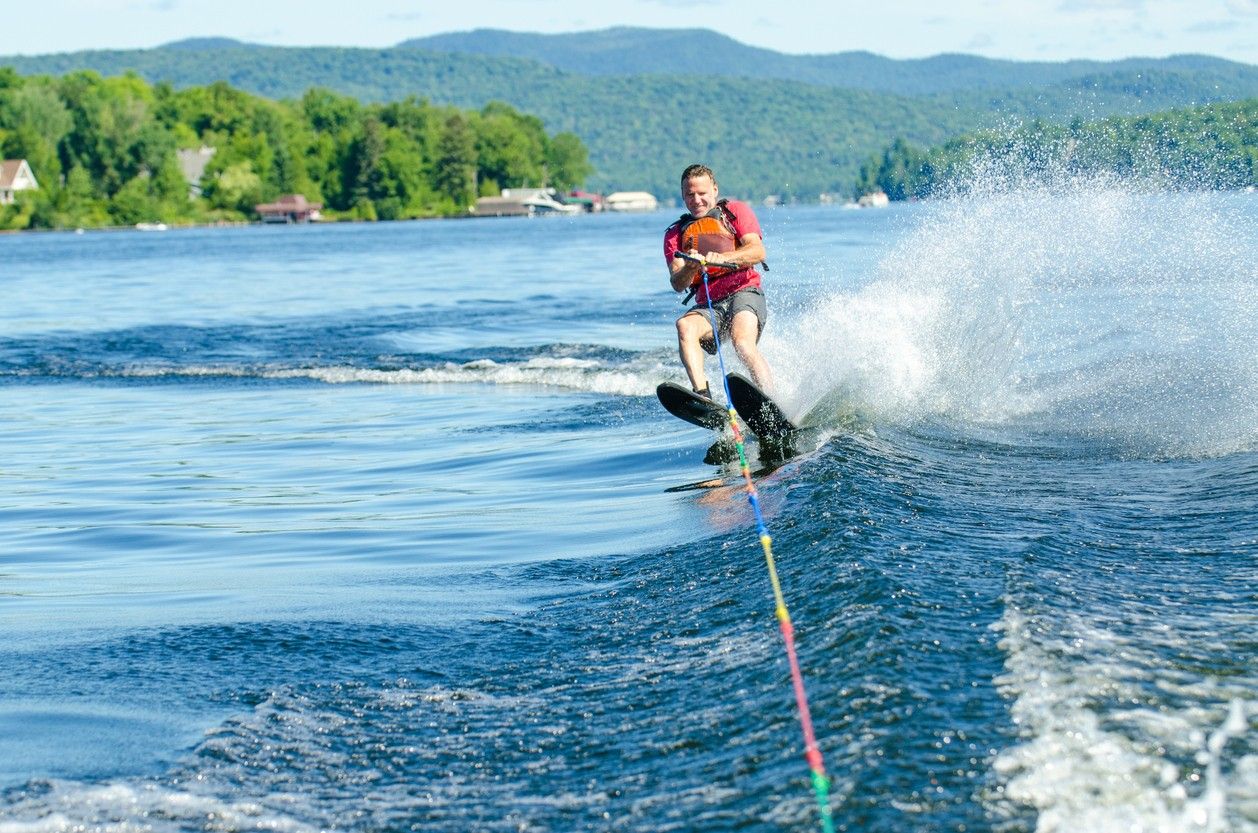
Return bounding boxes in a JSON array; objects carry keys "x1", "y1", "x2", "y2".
[
  {"x1": 0, "y1": 209, "x2": 662, "y2": 236},
  {"x1": 0, "y1": 215, "x2": 472, "y2": 236},
  {"x1": 3, "y1": 184, "x2": 1252, "y2": 237}
]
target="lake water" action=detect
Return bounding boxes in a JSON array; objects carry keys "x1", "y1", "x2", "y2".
[{"x1": 1, "y1": 183, "x2": 1256, "y2": 832}]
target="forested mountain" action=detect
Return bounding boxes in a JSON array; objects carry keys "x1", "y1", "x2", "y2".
[
  {"x1": 401, "y1": 27, "x2": 1257, "y2": 97},
  {"x1": 856, "y1": 98, "x2": 1258, "y2": 200},
  {"x1": 0, "y1": 44, "x2": 974, "y2": 196},
  {"x1": 4, "y1": 29, "x2": 1255, "y2": 198}
]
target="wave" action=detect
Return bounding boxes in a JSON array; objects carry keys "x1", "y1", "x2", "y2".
[
  {"x1": 0, "y1": 324, "x2": 677, "y2": 399},
  {"x1": 265, "y1": 357, "x2": 665, "y2": 397},
  {"x1": 2, "y1": 426, "x2": 1255, "y2": 832},
  {"x1": 992, "y1": 603, "x2": 1256, "y2": 832},
  {"x1": 11, "y1": 356, "x2": 672, "y2": 399}
]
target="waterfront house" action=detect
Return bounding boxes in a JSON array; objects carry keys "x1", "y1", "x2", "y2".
[
  {"x1": 0, "y1": 159, "x2": 38, "y2": 205},
  {"x1": 255, "y1": 194, "x2": 322, "y2": 223},
  {"x1": 857, "y1": 191, "x2": 890, "y2": 208},
  {"x1": 176, "y1": 146, "x2": 216, "y2": 198},
  {"x1": 604, "y1": 191, "x2": 659, "y2": 212},
  {"x1": 564, "y1": 191, "x2": 604, "y2": 212}
]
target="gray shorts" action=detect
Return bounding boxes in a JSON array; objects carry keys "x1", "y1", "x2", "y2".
[{"x1": 683, "y1": 288, "x2": 768, "y2": 355}]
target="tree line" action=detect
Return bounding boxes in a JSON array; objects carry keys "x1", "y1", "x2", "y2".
[
  {"x1": 6, "y1": 41, "x2": 1255, "y2": 201},
  {"x1": 855, "y1": 98, "x2": 1258, "y2": 201},
  {"x1": 0, "y1": 68, "x2": 592, "y2": 230}
]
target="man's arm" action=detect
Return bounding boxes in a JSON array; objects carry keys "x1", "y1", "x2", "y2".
[
  {"x1": 669, "y1": 253, "x2": 701, "y2": 292},
  {"x1": 711, "y1": 233, "x2": 765, "y2": 270},
  {"x1": 667, "y1": 233, "x2": 766, "y2": 293}
]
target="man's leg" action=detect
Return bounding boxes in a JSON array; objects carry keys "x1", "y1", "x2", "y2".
[
  {"x1": 730, "y1": 309, "x2": 773, "y2": 391},
  {"x1": 676, "y1": 310, "x2": 714, "y2": 392}
]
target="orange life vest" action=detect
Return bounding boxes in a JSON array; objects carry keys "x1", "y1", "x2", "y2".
[{"x1": 675, "y1": 201, "x2": 740, "y2": 279}]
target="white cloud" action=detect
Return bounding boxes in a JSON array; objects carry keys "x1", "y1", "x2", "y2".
[
  {"x1": 965, "y1": 32, "x2": 997, "y2": 51},
  {"x1": 1188, "y1": 19, "x2": 1241, "y2": 33},
  {"x1": 1057, "y1": 0, "x2": 1145, "y2": 11}
]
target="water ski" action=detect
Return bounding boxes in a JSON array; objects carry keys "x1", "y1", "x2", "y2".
[
  {"x1": 726, "y1": 373, "x2": 799, "y2": 457},
  {"x1": 656, "y1": 382, "x2": 740, "y2": 464},
  {"x1": 656, "y1": 382, "x2": 728, "y2": 430}
]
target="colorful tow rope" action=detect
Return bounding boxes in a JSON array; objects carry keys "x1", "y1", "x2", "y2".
[{"x1": 686, "y1": 253, "x2": 835, "y2": 832}]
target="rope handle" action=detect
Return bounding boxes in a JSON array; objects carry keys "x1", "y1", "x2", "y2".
[{"x1": 673, "y1": 250, "x2": 737, "y2": 271}]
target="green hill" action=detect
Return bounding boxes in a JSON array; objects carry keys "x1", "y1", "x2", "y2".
[
  {"x1": 856, "y1": 98, "x2": 1258, "y2": 200},
  {"x1": 0, "y1": 44, "x2": 979, "y2": 196},
  {"x1": 4, "y1": 28, "x2": 1255, "y2": 198},
  {"x1": 401, "y1": 27, "x2": 1257, "y2": 97}
]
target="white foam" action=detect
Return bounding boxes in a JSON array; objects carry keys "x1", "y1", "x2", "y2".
[
  {"x1": 96, "y1": 354, "x2": 675, "y2": 398},
  {"x1": 266, "y1": 357, "x2": 665, "y2": 397},
  {"x1": 0, "y1": 780, "x2": 315, "y2": 833},
  {"x1": 990, "y1": 605, "x2": 1258, "y2": 832}
]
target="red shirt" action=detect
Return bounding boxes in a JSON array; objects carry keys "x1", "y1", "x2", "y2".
[{"x1": 663, "y1": 199, "x2": 763, "y2": 305}]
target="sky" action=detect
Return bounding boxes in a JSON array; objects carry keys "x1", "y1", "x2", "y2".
[{"x1": 5, "y1": 0, "x2": 1256, "y2": 64}]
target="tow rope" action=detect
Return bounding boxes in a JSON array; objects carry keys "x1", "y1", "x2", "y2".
[{"x1": 679, "y1": 252, "x2": 834, "y2": 832}]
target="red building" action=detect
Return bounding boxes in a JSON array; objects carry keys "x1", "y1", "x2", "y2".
[{"x1": 255, "y1": 194, "x2": 322, "y2": 223}]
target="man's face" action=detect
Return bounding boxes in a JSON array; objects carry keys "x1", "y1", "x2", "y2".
[{"x1": 681, "y1": 175, "x2": 718, "y2": 217}]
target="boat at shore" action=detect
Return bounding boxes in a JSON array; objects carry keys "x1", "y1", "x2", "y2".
[{"x1": 473, "y1": 187, "x2": 583, "y2": 217}]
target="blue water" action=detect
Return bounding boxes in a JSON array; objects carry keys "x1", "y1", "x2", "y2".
[{"x1": 1, "y1": 185, "x2": 1256, "y2": 832}]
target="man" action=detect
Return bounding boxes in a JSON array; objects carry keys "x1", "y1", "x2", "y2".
[{"x1": 663, "y1": 164, "x2": 772, "y2": 399}]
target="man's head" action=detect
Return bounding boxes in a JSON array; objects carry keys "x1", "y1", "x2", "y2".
[{"x1": 680, "y1": 164, "x2": 718, "y2": 217}]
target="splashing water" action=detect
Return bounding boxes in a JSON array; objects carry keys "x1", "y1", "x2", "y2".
[{"x1": 772, "y1": 166, "x2": 1258, "y2": 458}]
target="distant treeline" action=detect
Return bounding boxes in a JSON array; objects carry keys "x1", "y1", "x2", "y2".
[
  {"x1": 0, "y1": 68, "x2": 591, "y2": 230},
  {"x1": 5, "y1": 35, "x2": 1257, "y2": 199},
  {"x1": 857, "y1": 98, "x2": 1258, "y2": 200}
]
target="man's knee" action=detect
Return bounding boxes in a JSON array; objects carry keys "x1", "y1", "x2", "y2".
[
  {"x1": 733, "y1": 337, "x2": 761, "y2": 362},
  {"x1": 677, "y1": 314, "x2": 708, "y2": 340},
  {"x1": 730, "y1": 313, "x2": 762, "y2": 346}
]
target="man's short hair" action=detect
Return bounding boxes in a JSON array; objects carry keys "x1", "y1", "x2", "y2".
[{"x1": 680, "y1": 164, "x2": 717, "y2": 186}]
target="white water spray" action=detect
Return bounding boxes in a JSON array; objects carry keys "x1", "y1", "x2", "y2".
[{"x1": 770, "y1": 163, "x2": 1258, "y2": 457}]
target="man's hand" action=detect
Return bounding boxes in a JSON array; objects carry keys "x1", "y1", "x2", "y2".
[{"x1": 670, "y1": 249, "x2": 703, "y2": 292}]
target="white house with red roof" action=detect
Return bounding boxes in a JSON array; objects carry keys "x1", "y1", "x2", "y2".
[
  {"x1": 254, "y1": 194, "x2": 323, "y2": 223},
  {"x1": 0, "y1": 159, "x2": 38, "y2": 205}
]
